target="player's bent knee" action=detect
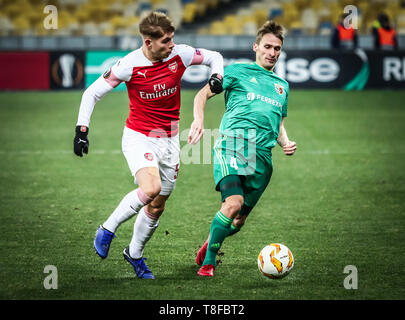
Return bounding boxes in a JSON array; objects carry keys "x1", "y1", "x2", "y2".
[
  {"x1": 222, "y1": 196, "x2": 244, "y2": 216},
  {"x1": 139, "y1": 178, "x2": 162, "y2": 198},
  {"x1": 136, "y1": 167, "x2": 161, "y2": 198},
  {"x1": 140, "y1": 184, "x2": 161, "y2": 199}
]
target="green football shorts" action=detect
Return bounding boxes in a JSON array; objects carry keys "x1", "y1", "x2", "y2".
[{"x1": 212, "y1": 135, "x2": 273, "y2": 208}]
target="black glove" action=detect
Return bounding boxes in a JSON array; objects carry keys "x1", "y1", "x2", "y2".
[
  {"x1": 74, "y1": 125, "x2": 89, "y2": 157},
  {"x1": 208, "y1": 73, "x2": 223, "y2": 94}
]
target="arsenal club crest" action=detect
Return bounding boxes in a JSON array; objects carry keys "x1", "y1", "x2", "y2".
[
  {"x1": 274, "y1": 83, "x2": 284, "y2": 95},
  {"x1": 168, "y1": 61, "x2": 178, "y2": 73},
  {"x1": 144, "y1": 153, "x2": 154, "y2": 161}
]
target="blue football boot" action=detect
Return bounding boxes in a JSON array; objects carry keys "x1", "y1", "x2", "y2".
[
  {"x1": 94, "y1": 225, "x2": 116, "y2": 259},
  {"x1": 123, "y1": 246, "x2": 155, "y2": 279}
]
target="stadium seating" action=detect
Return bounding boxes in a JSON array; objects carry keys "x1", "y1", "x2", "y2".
[
  {"x1": 397, "y1": 10, "x2": 405, "y2": 34},
  {"x1": 0, "y1": 0, "x2": 404, "y2": 37},
  {"x1": 199, "y1": 0, "x2": 403, "y2": 36}
]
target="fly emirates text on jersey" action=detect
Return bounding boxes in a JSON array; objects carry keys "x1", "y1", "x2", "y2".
[{"x1": 139, "y1": 83, "x2": 178, "y2": 100}]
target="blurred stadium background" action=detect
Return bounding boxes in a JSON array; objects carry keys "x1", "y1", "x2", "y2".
[
  {"x1": 1, "y1": 0, "x2": 405, "y2": 91},
  {"x1": 0, "y1": 0, "x2": 405, "y2": 49},
  {"x1": 0, "y1": 0, "x2": 405, "y2": 38}
]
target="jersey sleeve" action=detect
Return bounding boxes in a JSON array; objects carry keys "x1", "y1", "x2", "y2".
[
  {"x1": 282, "y1": 82, "x2": 289, "y2": 117},
  {"x1": 174, "y1": 44, "x2": 197, "y2": 68},
  {"x1": 176, "y1": 45, "x2": 223, "y2": 76},
  {"x1": 76, "y1": 75, "x2": 115, "y2": 127},
  {"x1": 110, "y1": 55, "x2": 133, "y2": 82},
  {"x1": 223, "y1": 64, "x2": 239, "y2": 90}
]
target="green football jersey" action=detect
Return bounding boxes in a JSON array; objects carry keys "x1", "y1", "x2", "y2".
[{"x1": 220, "y1": 62, "x2": 289, "y2": 150}]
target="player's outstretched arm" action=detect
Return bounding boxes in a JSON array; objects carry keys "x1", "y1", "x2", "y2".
[
  {"x1": 277, "y1": 118, "x2": 297, "y2": 156},
  {"x1": 74, "y1": 74, "x2": 120, "y2": 157},
  {"x1": 188, "y1": 84, "x2": 216, "y2": 145}
]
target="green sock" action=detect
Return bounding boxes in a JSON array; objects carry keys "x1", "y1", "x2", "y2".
[{"x1": 203, "y1": 211, "x2": 232, "y2": 266}]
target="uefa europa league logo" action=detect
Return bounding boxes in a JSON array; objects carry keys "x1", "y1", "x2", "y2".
[
  {"x1": 59, "y1": 54, "x2": 76, "y2": 88},
  {"x1": 51, "y1": 53, "x2": 84, "y2": 88}
]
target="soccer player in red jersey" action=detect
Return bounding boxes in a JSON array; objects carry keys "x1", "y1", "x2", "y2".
[{"x1": 73, "y1": 11, "x2": 224, "y2": 279}]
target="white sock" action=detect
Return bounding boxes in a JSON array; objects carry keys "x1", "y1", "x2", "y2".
[
  {"x1": 103, "y1": 188, "x2": 152, "y2": 233},
  {"x1": 129, "y1": 206, "x2": 160, "y2": 259}
]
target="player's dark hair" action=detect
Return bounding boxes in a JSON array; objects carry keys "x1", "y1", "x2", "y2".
[
  {"x1": 256, "y1": 20, "x2": 284, "y2": 44},
  {"x1": 139, "y1": 11, "x2": 175, "y2": 39}
]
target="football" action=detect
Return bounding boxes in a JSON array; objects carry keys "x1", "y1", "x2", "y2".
[{"x1": 257, "y1": 243, "x2": 294, "y2": 279}]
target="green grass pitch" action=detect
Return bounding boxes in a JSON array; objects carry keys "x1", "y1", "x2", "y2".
[{"x1": 0, "y1": 89, "x2": 404, "y2": 300}]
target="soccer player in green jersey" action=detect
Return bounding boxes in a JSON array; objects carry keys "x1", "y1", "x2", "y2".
[{"x1": 187, "y1": 20, "x2": 297, "y2": 277}]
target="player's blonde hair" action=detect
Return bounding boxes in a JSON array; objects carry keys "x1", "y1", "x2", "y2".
[
  {"x1": 139, "y1": 11, "x2": 175, "y2": 39},
  {"x1": 256, "y1": 20, "x2": 285, "y2": 44}
]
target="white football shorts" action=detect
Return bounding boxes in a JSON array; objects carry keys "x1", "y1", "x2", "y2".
[{"x1": 122, "y1": 126, "x2": 180, "y2": 196}]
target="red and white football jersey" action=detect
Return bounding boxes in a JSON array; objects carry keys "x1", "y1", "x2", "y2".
[{"x1": 110, "y1": 45, "x2": 199, "y2": 137}]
